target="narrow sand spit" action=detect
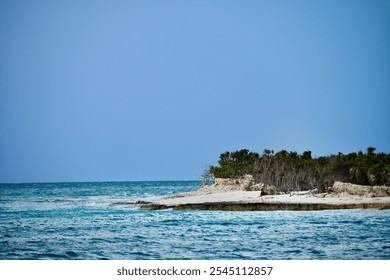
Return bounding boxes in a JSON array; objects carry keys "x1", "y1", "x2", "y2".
[
  {"x1": 141, "y1": 184, "x2": 390, "y2": 211},
  {"x1": 155, "y1": 191, "x2": 390, "y2": 206}
]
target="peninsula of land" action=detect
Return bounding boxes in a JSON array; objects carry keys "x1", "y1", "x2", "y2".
[
  {"x1": 142, "y1": 148, "x2": 390, "y2": 211},
  {"x1": 141, "y1": 181, "x2": 390, "y2": 211}
]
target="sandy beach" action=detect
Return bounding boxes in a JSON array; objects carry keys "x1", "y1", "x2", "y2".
[{"x1": 142, "y1": 182, "x2": 390, "y2": 211}]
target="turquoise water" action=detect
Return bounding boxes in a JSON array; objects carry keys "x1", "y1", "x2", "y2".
[{"x1": 1, "y1": 181, "x2": 389, "y2": 260}]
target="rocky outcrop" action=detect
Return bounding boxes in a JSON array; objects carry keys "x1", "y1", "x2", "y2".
[
  {"x1": 331, "y1": 181, "x2": 390, "y2": 197},
  {"x1": 201, "y1": 175, "x2": 276, "y2": 195},
  {"x1": 202, "y1": 178, "x2": 390, "y2": 198},
  {"x1": 212, "y1": 175, "x2": 255, "y2": 191},
  {"x1": 198, "y1": 175, "x2": 255, "y2": 193}
]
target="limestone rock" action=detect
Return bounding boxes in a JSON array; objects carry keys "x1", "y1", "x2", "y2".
[
  {"x1": 213, "y1": 174, "x2": 255, "y2": 191},
  {"x1": 331, "y1": 181, "x2": 390, "y2": 197},
  {"x1": 204, "y1": 175, "x2": 276, "y2": 195},
  {"x1": 261, "y1": 185, "x2": 276, "y2": 195},
  {"x1": 372, "y1": 186, "x2": 390, "y2": 196}
]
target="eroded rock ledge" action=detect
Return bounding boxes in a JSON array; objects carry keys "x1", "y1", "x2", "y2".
[
  {"x1": 140, "y1": 201, "x2": 390, "y2": 211},
  {"x1": 140, "y1": 180, "x2": 390, "y2": 211}
]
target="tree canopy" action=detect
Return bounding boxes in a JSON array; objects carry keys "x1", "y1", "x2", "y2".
[{"x1": 208, "y1": 147, "x2": 390, "y2": 192}]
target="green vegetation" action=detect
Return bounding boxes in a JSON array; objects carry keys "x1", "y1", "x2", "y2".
[{"x1": 208, "y1": 148, "x2": 390, "y2": 192}]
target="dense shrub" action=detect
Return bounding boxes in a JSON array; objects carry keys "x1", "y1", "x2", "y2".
[{"x1": 209, "y1": 148, "x2": 390, "y2": 192}]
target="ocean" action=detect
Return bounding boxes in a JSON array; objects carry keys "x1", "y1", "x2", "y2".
[{"x1": 0, "y1": 181, "x2": 389, "y2": 260}]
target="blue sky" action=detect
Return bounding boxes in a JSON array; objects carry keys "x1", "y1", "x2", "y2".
[{"x1": 1, "y1": 0, "x2": 389, "y2": 182}]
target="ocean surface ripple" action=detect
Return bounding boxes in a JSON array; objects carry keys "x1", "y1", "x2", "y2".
[{"x1": 1, "y1": 181, "x2": 389, "y2": 260}]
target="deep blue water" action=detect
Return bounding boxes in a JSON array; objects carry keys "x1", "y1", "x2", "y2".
[{"x1": 1, "y1": 181, "x2": 389, "y2": 260}]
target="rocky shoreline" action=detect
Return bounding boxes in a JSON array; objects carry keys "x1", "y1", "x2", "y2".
[
  {"x1": 140, "y1": 181, "x2": 390, "y2": 211},
  {"x1": 141, "y1": 201, "x2": 390, "y2": 211}
]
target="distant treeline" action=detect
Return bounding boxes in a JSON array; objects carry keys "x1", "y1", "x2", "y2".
[{"x1": 206, "y1": 148, "x2": 390, "y2": 192}]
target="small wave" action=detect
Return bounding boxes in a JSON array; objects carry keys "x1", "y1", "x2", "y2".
[
  {"x1": 65, "y1": 251, "x2": 79, "y2": 258},
  {"x1": 132, "y1": 235, "x2": 145, "y2": 242},
  {"x1": 37, "y1": 253, "x2": 70, "y2": 260},
  {"x1": 308, "y1": 248, "x2": 325, "y2": 256},
  {"x1": 109, "y1": 201, "x2": 136, "y2": 207},
  {"x1": 91, "y1": 237, "x2": 112, "y2": 243},
  {"x1": 160, "y1": 219, "x2": 180, "y2": 226},
  {"x1": 32, "y1": 197, "x2": 83, "y2": 203},
  {"x1": 129, "y1": 251, "x2": 157, "y2": 259},
  {"x1": 307, "y1": 220, "x2": 328, "y2": 225}
]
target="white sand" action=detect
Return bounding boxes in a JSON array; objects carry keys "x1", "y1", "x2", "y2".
[{"x1": 152, "y1": 190, "x2": 390, "y2": 207}]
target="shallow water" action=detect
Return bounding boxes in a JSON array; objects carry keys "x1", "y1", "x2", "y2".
[{"x1": 1, "y1": 181, "x2": 389, "y2": 259}]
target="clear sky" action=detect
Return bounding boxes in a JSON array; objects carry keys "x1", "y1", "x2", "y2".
[{"x1": 1, "y1": 0, "x2": 389, "y2": 183}]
